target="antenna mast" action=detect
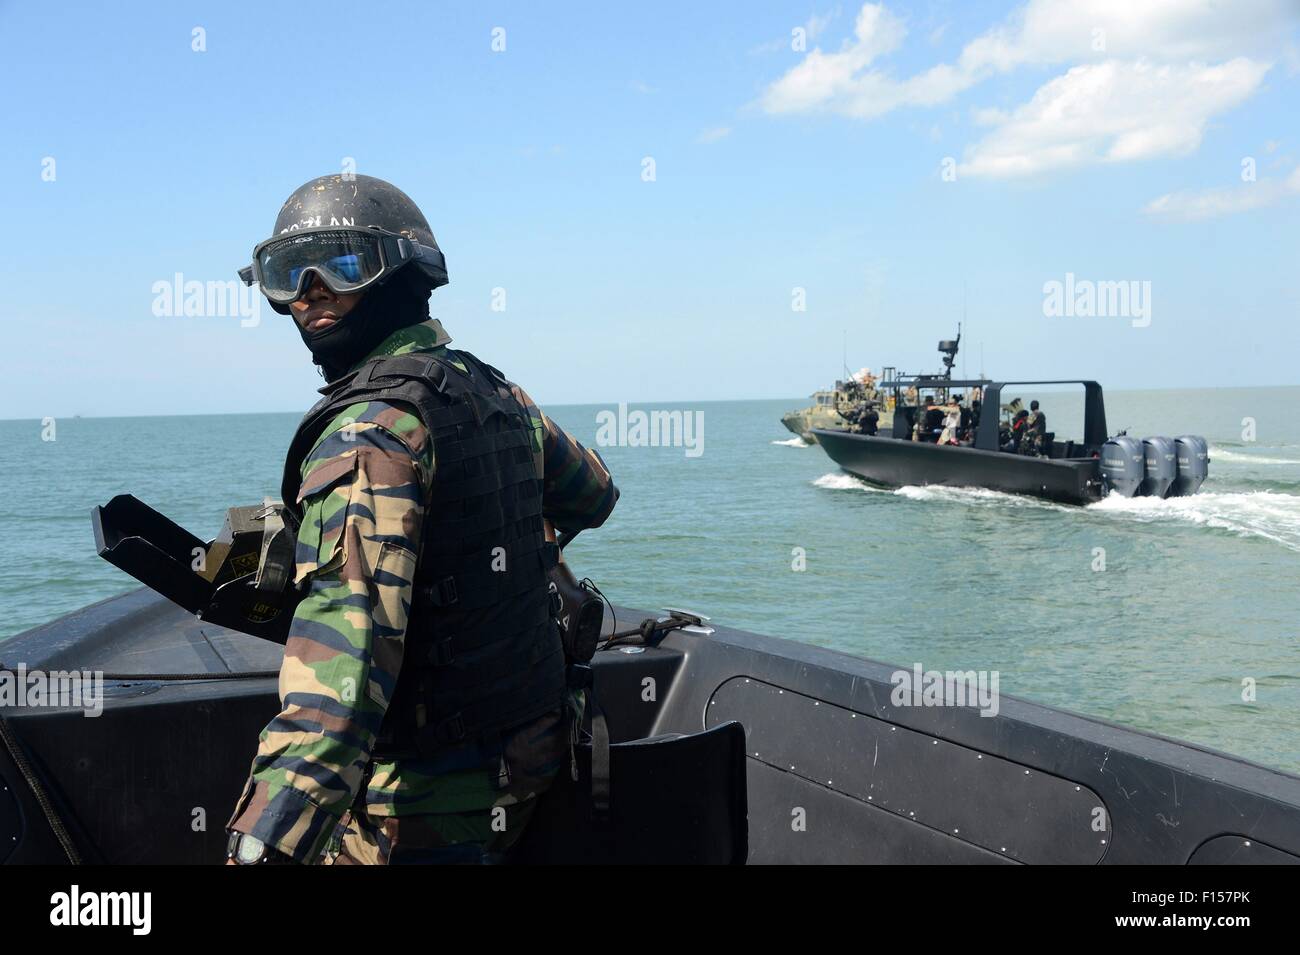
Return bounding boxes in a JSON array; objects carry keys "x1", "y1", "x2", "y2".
[{"x1": 962, "y1": 283, "x2": 967, "y2": 381}]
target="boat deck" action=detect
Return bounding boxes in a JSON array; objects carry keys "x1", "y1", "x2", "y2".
[{"x1": 4, "y1": 589, "x2": 1299, "y2": 864}]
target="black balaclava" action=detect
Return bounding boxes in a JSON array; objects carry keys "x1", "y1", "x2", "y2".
[{"x1": 295, "y1": 269, "x2": 431, "y2": 381}]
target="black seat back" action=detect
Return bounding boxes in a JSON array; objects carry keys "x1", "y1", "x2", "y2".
[{"x1": 508, "y1": 720, "x2": 748, "y2": 864}]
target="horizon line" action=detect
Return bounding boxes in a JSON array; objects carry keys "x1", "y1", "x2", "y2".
[{"x1": 4, "y1": 382, "x2": 1300, "y2": 423}]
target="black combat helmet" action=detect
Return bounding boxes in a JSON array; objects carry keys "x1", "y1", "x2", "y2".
[
  {"x1": 244, "y1": 174, "x2": 451, "y2": 379},
  {"x1": 245, "y1": 174, "x2": 449, "y2": 315}
]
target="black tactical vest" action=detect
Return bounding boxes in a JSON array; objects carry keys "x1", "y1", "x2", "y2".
[{"x1": 280, "y1": 349, "x2": 566, "y2": 758}]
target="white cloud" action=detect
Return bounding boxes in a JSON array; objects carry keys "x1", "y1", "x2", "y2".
[
  {"x1": 697, "y1": 126, "x2": 733, "y2": 144},
  {"x1": 757, "y1": 0, "x2": 1296, "y2": 176},
  {"x1": 760, "y1": 4, "x2": 908, "y2": 115},
  {"x1": 1142, "y1": 166, "x2": 1300, "y2": 221},
  {"x1": 958, "y1": 59, "x2": 1270, "y2": 178},
  {"x1": 955, "y1": 0, "x2": 1289, "y2": 71},
  {"x1": 806, "y1": 10, "x2": 836, "y2": 42}
]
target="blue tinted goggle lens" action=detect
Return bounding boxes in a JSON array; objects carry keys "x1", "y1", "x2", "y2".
[
  {"x1": 257, "y1": 230, "x2": 387, "y2": 301},
  {"x1": 288, "y1": 254, "x2": 362, "y2": 287}
]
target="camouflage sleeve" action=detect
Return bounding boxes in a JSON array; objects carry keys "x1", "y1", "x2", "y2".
[
  {"x1": 226, "y1": 401, "x2": 431, "y2": 863},
  {"x1": 511, "y1": 383, "x2": 618, "y2": 534}
]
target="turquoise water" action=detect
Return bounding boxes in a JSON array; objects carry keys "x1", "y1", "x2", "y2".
[{"x1": 3, "y1": 387, "x2": 1299, "y2": 773}]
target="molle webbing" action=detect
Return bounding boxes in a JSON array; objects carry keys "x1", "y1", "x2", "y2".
[{"x1": 281, "y1": 349, "x2": 565, "y2": 757}]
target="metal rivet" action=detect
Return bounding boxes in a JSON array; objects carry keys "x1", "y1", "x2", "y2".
[{"x1": 1244, "y1": 841, "x2": 1251, "y2": 847}]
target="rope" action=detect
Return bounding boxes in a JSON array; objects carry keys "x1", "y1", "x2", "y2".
[
  {"x1": 0, "y1": 712, "x2": 82, "y2": 864},
  {"x1": 601, "y1": 617, "x2": 675, "y2": 650}
]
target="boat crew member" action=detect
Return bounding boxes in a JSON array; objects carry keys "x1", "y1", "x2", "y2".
[
  {"x1": 938, "y1": 399, "x2": 961, "y2": 445},
  {"x1": 922, "y1": 399, "x2": 945, "y2": 442},
  {"x1": 858, "y1": 403, "x2": 880, "y2": 435},
  {"x1": 912, "y1": 396, "x2": 934, "y2": 441},
  {"x1": 1022, "y1": 400, "x2": 1047, "y2": 456},
  {"x1": 864, "y1": 405, "x2": 880, "y2": 435},
  {"x1": 1004, "y1": 407, "x2": 1029, "y2": 452},
  {"x1": 224, "y1": 175, "x2": 618, "y2": 865},
  {"x1": 957, "y1": 396, "x2": 973, "y2": 442}
]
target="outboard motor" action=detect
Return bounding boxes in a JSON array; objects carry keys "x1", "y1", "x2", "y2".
[
  {"x1": 1141, "y1": 436, "x2": 1177, "y2": 499},
  {"x1": 1099, "y1": 435, "x2": 1144, "y2": 498},
  {"x1": 1169, "y1": 435, "x2": 1209, "y2": 497}
]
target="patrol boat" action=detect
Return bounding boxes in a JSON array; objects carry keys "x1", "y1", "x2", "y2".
[
  {"x1": 812, "y1": 339, "x2": 1209, "y2": 506},
  {"x1": 780, "y1": 371, "x2": 893, "y2": 443},
  {"x1": 2, "y1": 502, "x2": 1298, "y2": 864}
]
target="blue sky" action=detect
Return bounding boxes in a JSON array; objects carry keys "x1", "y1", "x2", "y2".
[{"x1": 2, "y1": 0, "x2": 1298, "y2": 418}]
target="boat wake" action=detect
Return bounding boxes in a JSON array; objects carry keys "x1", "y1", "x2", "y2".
[
  {"x1": 1087, "y1": 490, "x2": 1300, "y2": 553},
  {"x1": 892, "y1": 483, "x2": 1069, "y2": 511},
  {"x1": 813, "y1": 472, "x2": 885, "y2": 491},
  {"x1": 815, "y1": 472, "x2": 1300, "y2": 552},
  {"x1": 772, "y1": 437, "x2": 811, "y2": 448},
  {"x1": 1209, "y1": 446, "x2": 1300, "y2": 466},
  {"x1": 814, "y1": 473, "x2": 1064, "y2": 509}
]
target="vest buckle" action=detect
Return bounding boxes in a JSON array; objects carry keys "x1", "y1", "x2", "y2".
[
  {"x1": 423, "y1": 358, "x2": 449, "y2": 393},
  {"x1": 427, "y1": 637, "x2": 455, "y2": 666},
  {"x1": 435, "y1": 712, "x2": 467, "y2": 744},
  {"x1": 426, "y1": 575, "x2": 458, "y2": 607}
]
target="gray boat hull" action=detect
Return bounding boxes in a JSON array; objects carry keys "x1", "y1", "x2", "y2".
[
  {"x1": 4, "y1": 589, "x2": 1299, "y2": 864},
  {"x1": 814, "y1": 429, "x2": 1104, "y2": 505}
]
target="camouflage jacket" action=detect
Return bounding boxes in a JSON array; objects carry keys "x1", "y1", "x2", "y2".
[{"x1": 226, "y1": 318, "x2": 618, "y2": 863}]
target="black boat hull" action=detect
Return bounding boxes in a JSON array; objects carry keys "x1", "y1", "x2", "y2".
[
  {"x1": 813, "y1": 429, "x2": 1103, "y2": 505},
  {"x1": 4, "y1": 589, "x2": 1300, "y2": 864}
]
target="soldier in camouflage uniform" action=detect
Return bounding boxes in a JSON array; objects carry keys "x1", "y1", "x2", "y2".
[
  {"x1": 224, "y1": 175, "x2": 617, "y2": 865},
  {"x1": 1021, "y1": 400, "x2": 1048, "y2": 457}
]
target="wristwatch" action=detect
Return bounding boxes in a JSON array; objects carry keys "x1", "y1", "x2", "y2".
[{"x1": 227, "y1": 831, "x2": 289, "y2": 865}]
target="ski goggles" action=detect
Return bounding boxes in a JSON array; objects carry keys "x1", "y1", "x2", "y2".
[{"x1": 238, "y1": 226, "x2": 446, "y2": 305}]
